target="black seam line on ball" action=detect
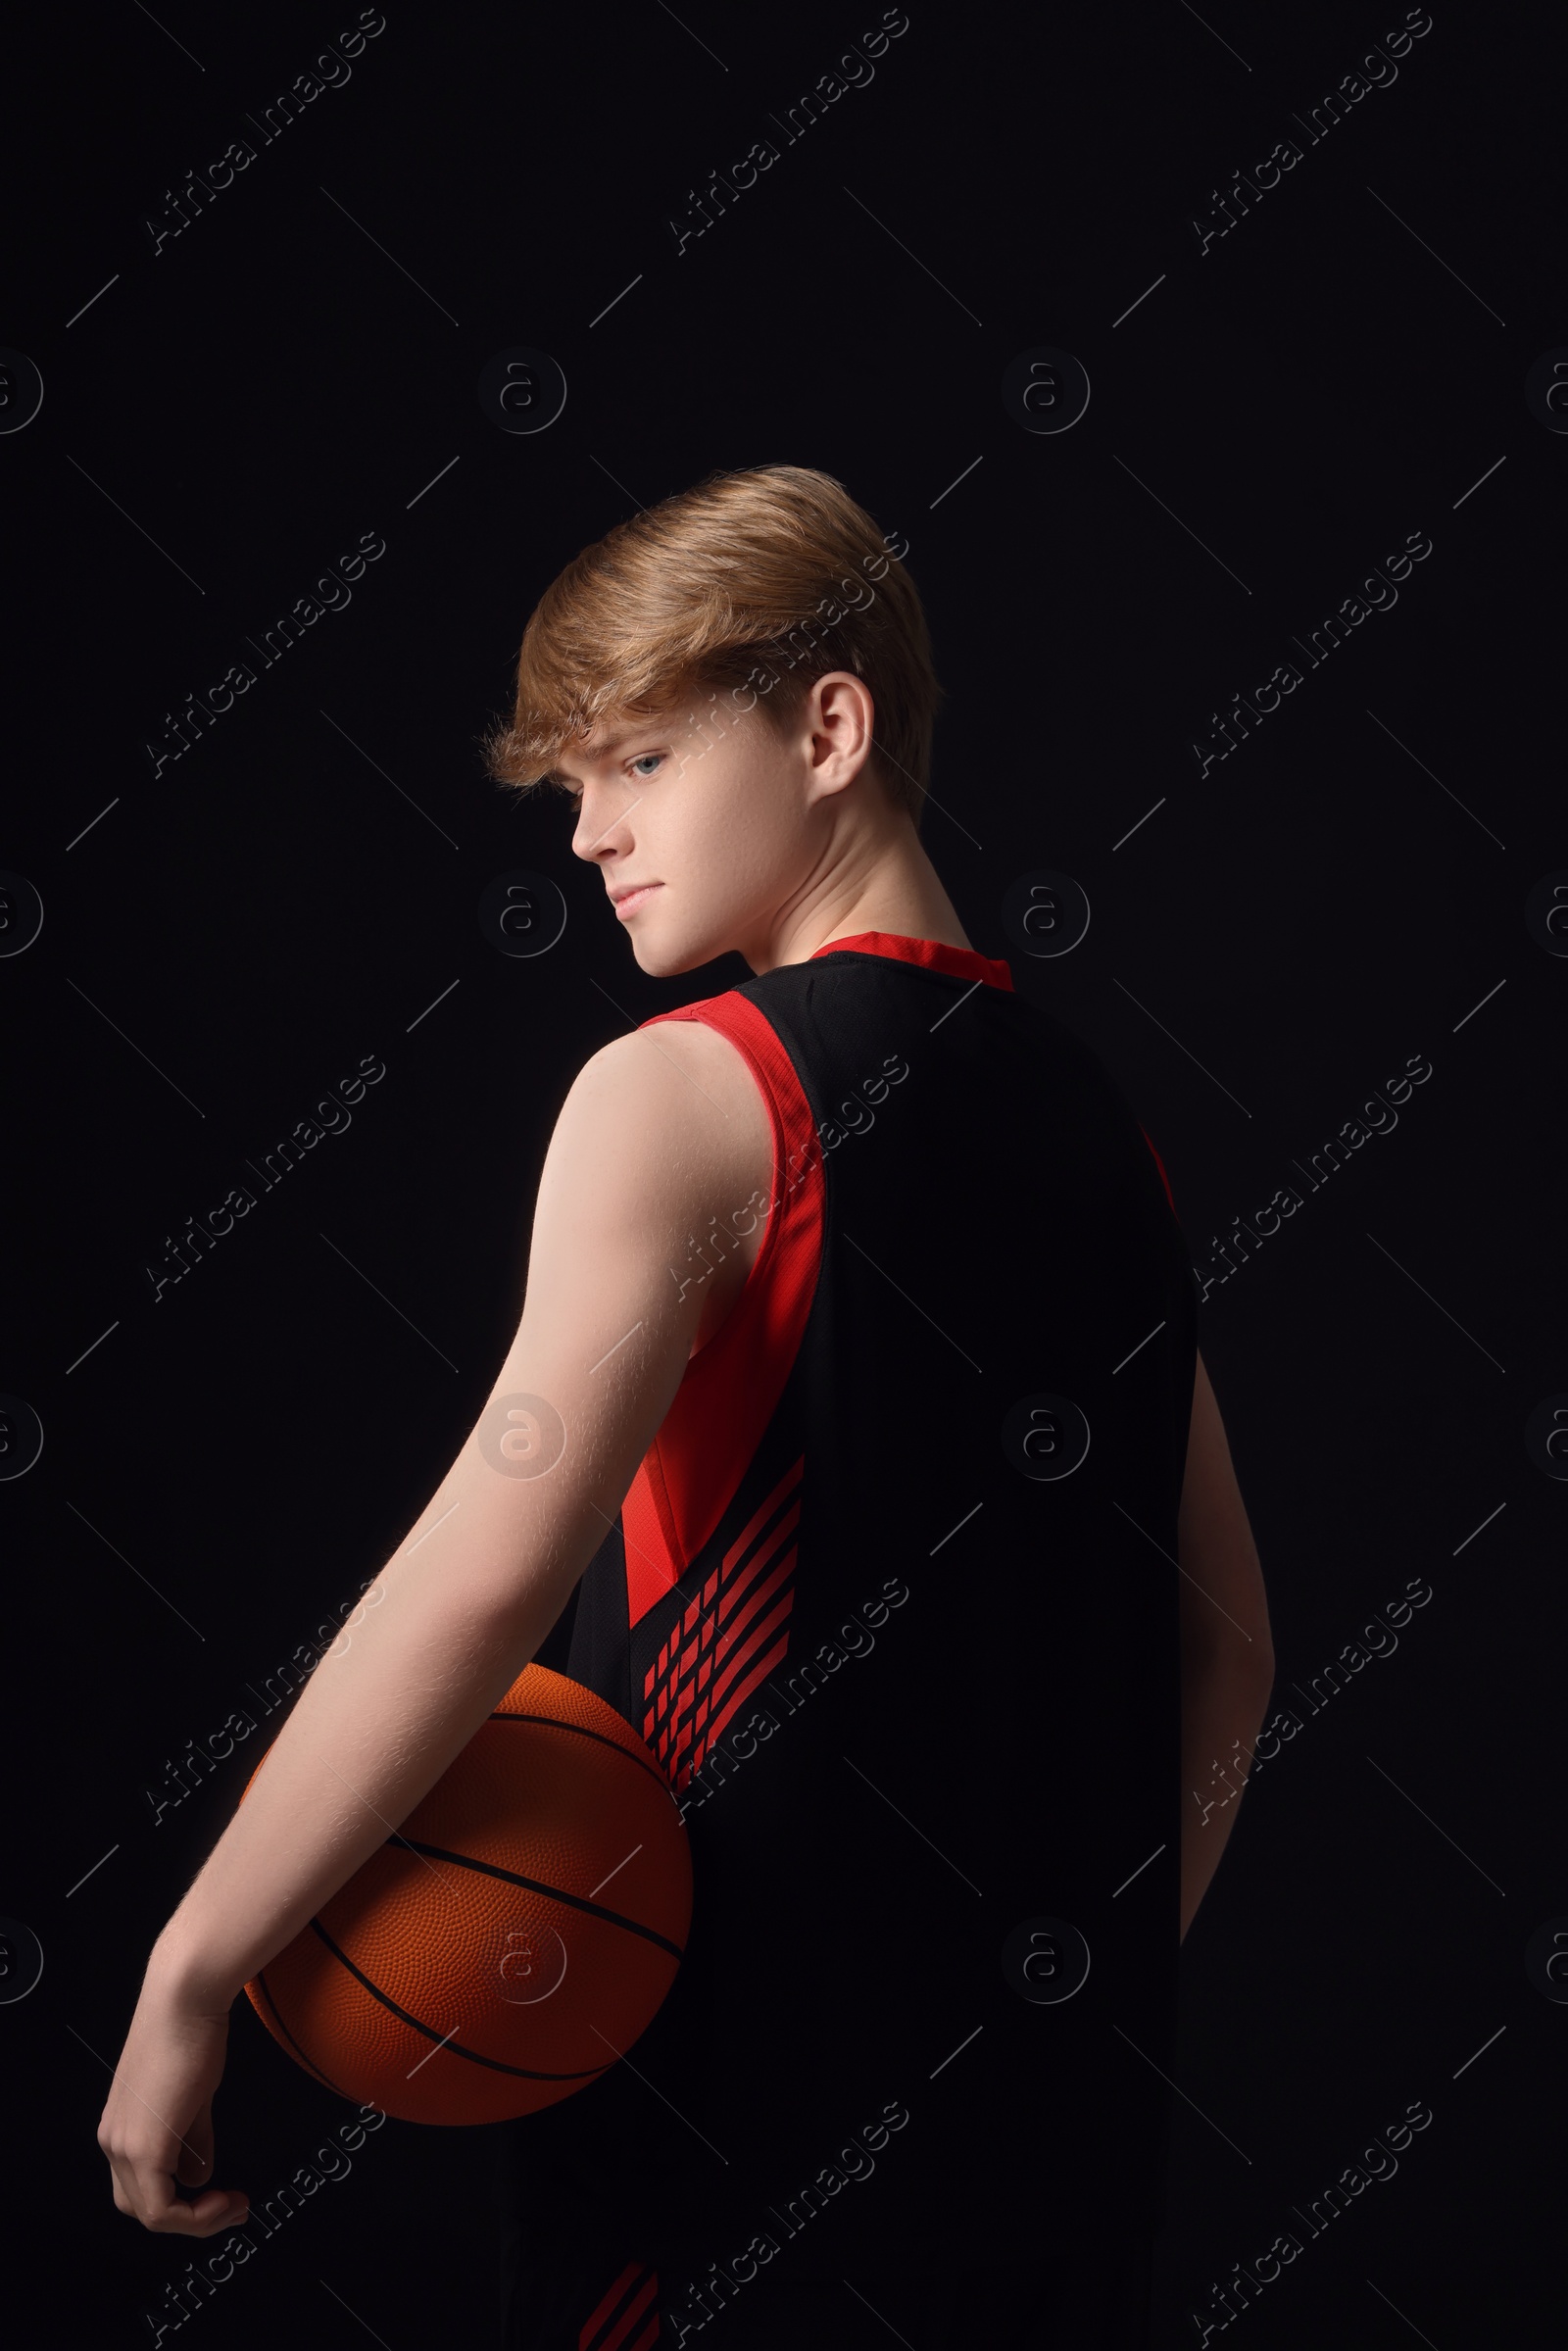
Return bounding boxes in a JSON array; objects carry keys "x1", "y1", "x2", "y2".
[
  {"x1": 306, "y1": 1918, "x2": 617, "y2": 2081},
  {"x1": 391, "y1": 1837, "x2": 686, "y2": 1964},
  {"x1": 254, "y1": 1965, "x2": 355, "y2": 2100},
  {"x1": 485, "y1": 1708, "x2": 676, "y2": 1799}
]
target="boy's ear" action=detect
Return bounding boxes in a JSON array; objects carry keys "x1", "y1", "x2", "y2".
[{"x1": 810, "y1": 669, "x2": 875, "y2": 743}]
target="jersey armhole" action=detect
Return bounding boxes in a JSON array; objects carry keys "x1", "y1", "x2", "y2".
[
  {"x1": 640, "y1": 996, "x2": 796, "y2": 1365},
  {"x1": 620, "y1": 995, "x2": 825, "y2": 1624}
]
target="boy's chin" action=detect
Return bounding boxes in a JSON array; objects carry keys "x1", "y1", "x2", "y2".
[
  {"x1": 625, "y1": 931, "x2": 684, "y2": 979},
  {"x1": 628, "y1": 924, "x2": 717, "y2": 981}
]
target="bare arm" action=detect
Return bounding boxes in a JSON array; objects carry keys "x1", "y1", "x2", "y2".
[
  {"x1": 98, "y1": 1017, "x2": 771, "y2": 2230},
  {"x1": 1177, "y1": 1349, "x2": 1275, "y2": 1940}
]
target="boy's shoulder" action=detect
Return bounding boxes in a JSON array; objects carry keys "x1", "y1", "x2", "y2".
[{"x1": 564, "y1": 1002, "x2": 772, "y2": 1201}]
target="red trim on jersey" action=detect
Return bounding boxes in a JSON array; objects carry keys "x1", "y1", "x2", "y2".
[
  {"x1": 616, "y1": 938, "x2": 1005, "y2": 1633},
  {"x1": 808, "y1": 929, "x2": 1014, "y2": 991},
  {"x1": 620, "y1": 993, "x2": 826, "y2": 1632},
  {"x1": 1139, "y1": 1124, "x2": 1176, "y2": 1215}
]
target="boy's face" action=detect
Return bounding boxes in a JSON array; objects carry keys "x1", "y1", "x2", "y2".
[{"x1": 556, "y1": 672, "x2": 878, "y2": 977}]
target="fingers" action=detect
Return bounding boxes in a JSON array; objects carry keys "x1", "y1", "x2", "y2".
[
  {"x1": 110, "y1": 2150, "x2": 249, "y2": 2235},
  {"x1": 96, "y1": 1982, "x2": 245, "y2": 2233},
  {"x1": 141, "y1": 2175, "x2": 250, "y2": 2237},
  {"x1": 101, "y1": 2127, "x2": 249, "y2": 2235}
]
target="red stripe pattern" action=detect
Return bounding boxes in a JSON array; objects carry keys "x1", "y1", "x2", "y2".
[
  {"x1": 578, "y1": 2259, "x2": 660, "y2": 2349},
  {"x1": 642, "y1": 1454, "x2": 803, "y2": 1791}
]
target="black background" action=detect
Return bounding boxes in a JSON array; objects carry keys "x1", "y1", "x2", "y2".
[{"x1": 3, "y1": 0, "x2": 1564, "y2": 2342}]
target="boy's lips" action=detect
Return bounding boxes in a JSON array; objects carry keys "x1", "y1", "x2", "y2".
[{"x1": 612, "y1": 883, "x2": 662, "y2": 920}]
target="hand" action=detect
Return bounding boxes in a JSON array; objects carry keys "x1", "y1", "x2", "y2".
[{"x1": 97, "y1": 1953, "x2": 250, "y2": 2235}]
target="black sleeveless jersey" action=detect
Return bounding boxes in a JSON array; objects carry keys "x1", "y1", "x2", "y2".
[{"x1": 498, "y1": 930, "x2": 1199, "y2": 2339}]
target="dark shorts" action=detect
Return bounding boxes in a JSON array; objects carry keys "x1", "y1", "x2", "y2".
[
  {"x1": 497, "y1": 2176, "x2": 1155, "y2": 2349},
  {"x1": 495, "y1": 1980, "x2": 1165, "y2": 2351}
]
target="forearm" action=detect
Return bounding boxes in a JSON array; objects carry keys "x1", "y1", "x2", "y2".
[
  {"x1": 1179, "y1": 1654, "x2": 1273, "y2": 1940},
  {"x1": 151, "y1": 1432, "x2": 595, "y2": 2009},
  {"x1": 145, "y1": 1056, "x2": 729, "y2": 2015}
]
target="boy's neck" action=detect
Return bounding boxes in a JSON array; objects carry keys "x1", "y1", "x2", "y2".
[{"x1": 754, "y1": 819, "x2": 972, "y2": 972}]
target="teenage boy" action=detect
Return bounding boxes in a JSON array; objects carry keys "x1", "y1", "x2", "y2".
[{"x1": 99, "y1": 465, "x2": 1274, "y2": 2349}]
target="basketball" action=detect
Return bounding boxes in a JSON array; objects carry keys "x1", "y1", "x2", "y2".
[{"x1": 238, "y1": 1663, "x2": 693, "y2": 2127}]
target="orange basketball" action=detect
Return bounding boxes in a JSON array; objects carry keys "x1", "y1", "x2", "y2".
[{"x1": 238, "y1": 1663, "x2": 693, "y2": 2126}]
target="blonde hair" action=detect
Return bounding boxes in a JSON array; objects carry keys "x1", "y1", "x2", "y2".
[{"x1": 481, "y1": 464, "x2": 944, "y2": 828}]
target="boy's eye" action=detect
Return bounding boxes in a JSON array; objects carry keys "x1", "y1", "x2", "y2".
[{"x1": 629, "y1": 753, "x2": 663, "y2": 778}]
